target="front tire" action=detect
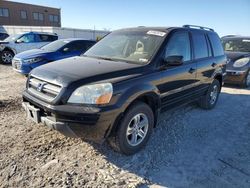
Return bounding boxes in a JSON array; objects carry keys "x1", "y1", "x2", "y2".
[
  {"x1": 240, "y1": 70, "x2": 250, "y2": 88},
  {"x1": 198, "y1": 79, "x2": 221, "y2": 110},
  {"x1": 108, "y1": 102, "x2": 154, "y2": 155},
  {"x1": 1, "y1": 50, "x2": 14, "y2": 64}
]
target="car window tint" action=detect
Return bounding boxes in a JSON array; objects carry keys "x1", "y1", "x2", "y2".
[
  {"x1": 38, "y1": 34, "x2": 58, "y2": 42},
  {"x1": 192, "y1": 32, "x2": 209, "y2": 59},
  {"x1": 64, "y1": 41, "x2": 95, "y2": 52},
  {"x1": 18, "y1": 34, "x2": 35, "y2": 43},
  {"x1": 76, "y1": 41, "x2": 95, "y2": 51},
  {"x1": 208, "y1": 33, "x2": 224, "y2": 56},
  {"x1": 165, "y1": 32, "x2": 191, "y2": 62}
]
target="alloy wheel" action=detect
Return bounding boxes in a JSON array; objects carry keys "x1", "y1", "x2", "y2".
[
  {"x1": 209, "y1": 85, "x2": 218, "y2": 105},
  {"x1": 126, "y1": 113, "x2": 149, "y2": 147},
  {"x1": 2, "y1": 52, "x2": 13, "y2": 64},
  {"x1": 246, "y1": 72, "x2": 250, "y2": 87}
]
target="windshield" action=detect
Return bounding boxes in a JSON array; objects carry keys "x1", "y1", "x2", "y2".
[
  {"x1": 84, "y1": 30, "x2": 166, "y2": 64},
  {"x1": 4, "y1": 34, "x2": 21, "y2": 42},
  {"x1": 41, "y1": 39, "x2": 70, "y2": 52},
  {"x1": 222, "y1": 38, "x2": 250, "y2": 53}
]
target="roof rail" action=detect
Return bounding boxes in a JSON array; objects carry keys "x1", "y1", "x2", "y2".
[
  {"x1": 183, "y1": 25, "x2": 214, "y2": 32},
  {"x1": 221, "y1": 35, "x2": 239, "y2": 38}
]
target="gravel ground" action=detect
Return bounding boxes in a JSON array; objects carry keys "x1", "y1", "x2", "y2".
[{"x1": 0, "y1": 64, "x2": 249, "y2": 188}]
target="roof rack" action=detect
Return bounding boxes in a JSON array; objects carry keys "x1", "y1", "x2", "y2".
[
  {"x1": 183, "y1": 25, "x2": 214, "y2": 32},
  {"x1": 221, "y1": 35, "x2": 239, "y2": 38}
]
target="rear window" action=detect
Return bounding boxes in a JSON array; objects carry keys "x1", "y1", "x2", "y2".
[
  {"x1": 208, "y1": 33, "x2": 224, "y2": 56},
  {"x1": 192, "y1": 32, "x2": 209, "y2": 59},
  {"x1": 38, "y1": 34, "x2": 58, "y2": 42}
]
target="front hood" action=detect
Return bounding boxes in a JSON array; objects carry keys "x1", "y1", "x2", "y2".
[
  {"x1": 225, "y1": 51, "x2": 250, "y2": 61},
  {"x1": 226, "y1": 51, "x2": 250, "y2": 70},
  {"x1": 0, "y1": 41, "x2": 9, "y2": 44},
  {"x1": 30, "y1": 56, "x2": 145, "y2": 87},
  {"x1": 15, "y1": 49, "x2": 54, "y2": 59}
]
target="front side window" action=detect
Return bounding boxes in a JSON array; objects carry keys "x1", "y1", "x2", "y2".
[
  {"x1": 222, "y1": 38, "x2": 250, "y2": 53},
  {"x1": 84, "y1": 30, "x2": 166, "y2": 64},
  {"x1": 0, "y1": 8, "x2": 9, "y2": 17},
  {"x1": 18, "y1": 34, "x2": 35, "y2": 43},
  {"x1": 165, "y1": 32, "x2": 191, "y2": 62},
  {"x1": 38, "y1": 34, "x2": 57, "y2": 42},
  {"x1": 20, "y1": 10, "x2": 27, "y2": 19},
  {"x1": 192, "y1": 32, "x2": 209, "y2": 59}
]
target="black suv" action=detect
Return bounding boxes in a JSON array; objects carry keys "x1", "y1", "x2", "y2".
[{"x1": 22, "y1": 25, "x2": 226, "y2": 155}]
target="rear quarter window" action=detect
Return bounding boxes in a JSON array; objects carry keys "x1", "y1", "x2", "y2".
[
  {"x1": 38, "y1": 34, "x2": 58, "y2": 42},
  {"x1": 192, "y1": 32, "x2": 209, "y2": 59},
  {"x1": 208, "y1": 33, "x2": 224, "y2": 56}
]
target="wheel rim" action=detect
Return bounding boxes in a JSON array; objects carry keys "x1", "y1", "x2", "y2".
[
  {"x1": 2, "y1": 52, "x2": 13, "y2": 63},
  {"x1": 246, "y1": 72, "x2": 250, "y2": 86},
  {"x1": 126, "y1": 113, "x2": 149, "y2": 147},
  {"x1": 210, "y1": 85, "x2": 218, "y2": 105}
]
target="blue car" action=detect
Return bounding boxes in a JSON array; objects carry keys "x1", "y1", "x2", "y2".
[{"x1": 12, "y1": 38, "x2": 96, "y2": 75}]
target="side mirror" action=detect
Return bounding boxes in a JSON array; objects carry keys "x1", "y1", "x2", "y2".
[
  {"x1": 16, "y1": 39, "x2": 23, "y2": 43},
  {"x1": 62, "y1": 47, "x2": 69, "y2": 53},
  {"x1": 164, "y1": 55, "x2": 184, "y2": 66}
]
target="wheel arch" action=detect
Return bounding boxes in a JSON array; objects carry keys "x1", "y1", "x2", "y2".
[
  {"x1": 2, "y1": 47, "x2": 15, "y2": 55},
  {"x1": 108, "y1": 84, "x2": 161, "y2": 137}
]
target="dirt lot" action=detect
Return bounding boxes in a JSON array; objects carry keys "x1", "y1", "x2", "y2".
[{"x1": 0, "y1": 64, "x2": 249, "y2": 188}]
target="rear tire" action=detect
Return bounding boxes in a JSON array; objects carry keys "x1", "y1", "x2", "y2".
[
  {"x1": 108, "y1": 102, "x2": 154, "y2": 155},
  {"x1": 240, "y1": 70, "x2": 250, "y2": 88},
  {"x1": 198, "y1": 79, "x2": 221, "y2": 110},
  {"x1": 1, "y1": 50, "x2": 14, "y2": 64}
]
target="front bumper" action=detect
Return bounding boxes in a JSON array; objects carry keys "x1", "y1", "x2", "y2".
[
  {"x1": 22, "y1": 90, "x2": 121, "y2": 143},
  {"x1": 12, "y1": 59, "x2": 48, "y2": 75},
  {"x1": 224, "y1": 70, "x2": 248, "y2": 84}
]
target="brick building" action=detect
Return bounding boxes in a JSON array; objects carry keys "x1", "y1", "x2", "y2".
[{"x1": 0, "y1": 0, "x2": 61, "y2": 27}]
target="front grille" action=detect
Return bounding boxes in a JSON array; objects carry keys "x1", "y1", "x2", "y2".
[
  {"x1": 28, "y1": 76, "x2": 62, "y2": 102},
  {"x1": 12, "y1": 58, "x2": 22, "y2": 70}
]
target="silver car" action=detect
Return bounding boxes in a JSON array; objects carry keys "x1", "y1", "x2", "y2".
[{"x1": 0, "y1": 32, "x2": 58, "y2": 64}]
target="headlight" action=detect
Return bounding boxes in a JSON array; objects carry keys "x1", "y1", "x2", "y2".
[
  {"x1": 68, "y1": 83, "x2": 113, "y2": 104},
  {"x1": 23, "y1": 57, "x2": 43, "y2": 64},
  {"x1": 233, "y1": 57, "x2": 250, "y2": 68},
  {"x1": 0, "y1": 44, "x2": 5, "y2": 51}
]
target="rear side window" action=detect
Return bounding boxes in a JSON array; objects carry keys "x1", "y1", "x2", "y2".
[
  {"x1": 38, "y1": 34, "x2": 58, "y2": 42},
  {"x1": 208, "y1": 33, "x2": 224, "y2": 56},
  {"x1": 192, "y1": 32, "x2": 208, "y2": 59},
  {"x1": 77, "y1": 41, "x2": 95, "y2": 51},
  {"x1": 165, "y1": 32, "x2": 191, "y2": 62}
]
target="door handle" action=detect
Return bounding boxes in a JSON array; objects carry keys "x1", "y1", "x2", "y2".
[
  {"x1": 189, "y1": 68, "x2": 196, "y2": 74},
  {"x1": 211, "y1": 62, "x2": 217, "y2": 67}
]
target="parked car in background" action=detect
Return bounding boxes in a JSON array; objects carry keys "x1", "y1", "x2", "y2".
[
  {"x1": 0, "y1": 32, "x2": 9, "y2": 41},
  {"x1": 0, "y1": 32, "x2": 58, "y2": 64},
  {"x1": 12, "y1": 38, "x2": 96, "y2": 75},
  {"x1": 222, "y1": 35, "x2": 250, "y2": 87},
  {"x1": 22, "y1": 25, "x2": 226, "y2": 155}
]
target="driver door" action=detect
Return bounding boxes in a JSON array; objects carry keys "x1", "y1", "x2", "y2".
[
  {"x1": 158, "y1": 31, "x2": 198, "y2": 108},
  {"x1": 15, "y1": 33, "x2": 37, "y2": 54}
]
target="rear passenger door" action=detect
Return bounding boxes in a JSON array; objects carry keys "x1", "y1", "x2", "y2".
[
  {"x1": 159, "y1": 31, "x2": 198, "y2": 108},
  {"x1": 191, "y1": 31, "x2": 215, "y2": 91}
]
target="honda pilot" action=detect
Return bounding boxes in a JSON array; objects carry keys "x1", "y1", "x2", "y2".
[{"x1": 22, "y1": 25, "x2": 226, "y2": 155}]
